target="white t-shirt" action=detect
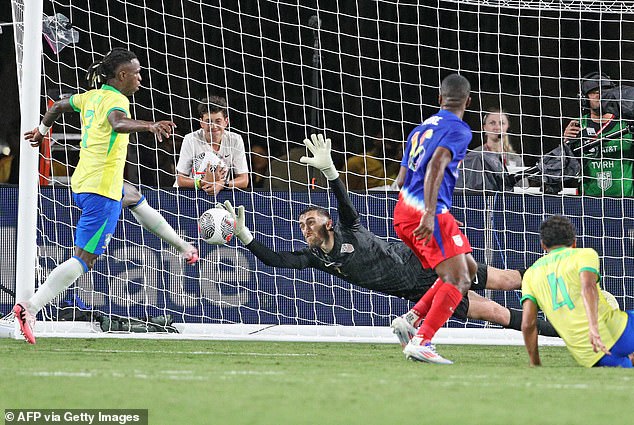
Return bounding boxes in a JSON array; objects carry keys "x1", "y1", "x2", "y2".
[{"x1": 174, "y1": 128, "x2": 249, "y2": 187}]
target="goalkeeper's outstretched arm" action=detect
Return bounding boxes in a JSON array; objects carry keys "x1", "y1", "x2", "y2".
[
  {"x1": 246, "y1": 239, "x2": 312, "y2": 269},
  {"x1": 328, "y1": 177, "x2": 360, "y2": 228},
  {"x1": 219, "y1": 201, "x2": 312, "y2": 269},
  {"x1": 299, "y1": 134, "x2": 359, "y2": 227}
]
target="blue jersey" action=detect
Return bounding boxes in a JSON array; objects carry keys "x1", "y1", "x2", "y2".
[{"x1": 400, "y1": 109, "x2": 472, "y2": 213}]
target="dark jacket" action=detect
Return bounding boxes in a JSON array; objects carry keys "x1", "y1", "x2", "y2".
[{"x1": 457, "y1": 146, "x2": 516, "y2": 192}]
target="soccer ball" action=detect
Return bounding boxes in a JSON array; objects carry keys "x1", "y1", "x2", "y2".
[
  {"x1": 193, "y1": 151, "x2": 227, "y2": 176},
  {"x1": 199, "y1": 208, "x2": 235, "y2": 245}
]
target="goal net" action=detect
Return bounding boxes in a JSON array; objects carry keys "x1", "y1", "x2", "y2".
[{"x1": 6, "y1": 0, "x2": 633, "y2": 343}]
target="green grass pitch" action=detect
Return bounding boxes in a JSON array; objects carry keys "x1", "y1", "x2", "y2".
[{"x1": 0, "y1": 338, "x2": 631, "y2": 425}]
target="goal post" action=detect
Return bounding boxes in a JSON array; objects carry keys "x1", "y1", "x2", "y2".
[
  {"x1": 6, "y1": 0, "x2": 633, "y2": 345},
  {"x1": 13, "y1": 0, "x2": 41, "y2": 303}
]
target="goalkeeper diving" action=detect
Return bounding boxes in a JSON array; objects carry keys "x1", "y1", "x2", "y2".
[{"x1": 219, "y1": 134, "x2": 558, "y2": 344}]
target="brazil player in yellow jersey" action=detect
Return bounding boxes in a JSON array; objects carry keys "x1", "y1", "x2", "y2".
[
  {"x1": 15, "y1": 48, "x2": 198, "y2": 344},
  {"x1": 521, "y1": 215, "x2": 634, "y2": 367}
]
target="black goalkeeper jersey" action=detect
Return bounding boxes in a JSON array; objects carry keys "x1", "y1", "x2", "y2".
[{"x1": 246, "y1": 178, "x2": 449, "y2": 302}]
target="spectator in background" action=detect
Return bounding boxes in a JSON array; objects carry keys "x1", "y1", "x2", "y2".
[
  {"x1": 175, "y1": 96, "x2": 249, "y2": 194},
  {"x1": 250, "y1": 143, "x2": 271, "y2": 190},
  {"x1": 563, "y1": 72, "x2": 634, "y2": 197},
  {"x1": 1, "y1": 120, "x2": 21, "y2": 184},
  {"x1": 0, "y1": 143, "x2": 13, "y2": 183},
  {"x1": 269, "y1": 143, "x2": 327, "y2": 191},
  {"x1": 345, "y1": 126, "x2": 403, "y2": 190},
  {"x1": 134, "y1": 132, "x2": 177, "y2": 187},
  {"x1": 482, "y1": 107, "x2": 523, "y2": 168},
  {"x1": 457, "y1": 107, "x2": 522, "y2": 192}
]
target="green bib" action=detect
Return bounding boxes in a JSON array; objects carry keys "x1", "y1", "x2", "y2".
[{"x1": 579, "y1": 116, "x2": 634, "y2": 196}]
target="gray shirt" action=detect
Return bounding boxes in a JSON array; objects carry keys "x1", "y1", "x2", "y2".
[{"x1": 457, "y1": 146, "x2": 519, "y2": 192}]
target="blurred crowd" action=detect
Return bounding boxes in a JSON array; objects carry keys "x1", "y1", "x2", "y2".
[{"x1": 4, "y1": 72, "x2": 632, "y2": 198}]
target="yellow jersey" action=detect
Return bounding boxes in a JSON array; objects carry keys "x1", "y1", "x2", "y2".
[
  {"x1": 69, "y1": 85, "x2": 130, "y2": 200},
  {"x1": 521, "y1": 247, "x2": 628, "y2": 367}
]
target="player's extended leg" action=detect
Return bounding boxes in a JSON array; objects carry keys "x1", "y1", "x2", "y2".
[
  {"x1": 403, "y1": 254, "x2": 476, "y2": 364},
  {"x1": 483, "y1": 266, "x2": 521, "y2": 290},
  {"x1": 13, "y1": 191, "x2": 119, "y2": 344},
  {"x1": 122, "y1": 182, "x2": 198, "y2": 265},
  {"x1": 465, "y1": 292, "x2": 558, "y2": 337},
  {"x1": 25, "y1": 248, "x2": 96, "y2": 313},
  {"x1": 472, "y1": 264, "x2": 557, "y2": 337},
  {"x1": 464, "y1": 291, "x2": 508, "y2": 324},
  {"x1": 391, "y1": 278, "x2": 442, "y2": 348},
  {"x1": 14, "y1": 248, "x2": 95, "y2": 345},
  {"x1": 392, "y1": 289, "x2": 559, "y2": 347},
  {"x1": 420, "y1": 253, "x2": 476, "y2": 337}
]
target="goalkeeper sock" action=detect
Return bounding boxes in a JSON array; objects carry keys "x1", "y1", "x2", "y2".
[
  {"x1": 536, "y1": 318, "x2": 559, "y2": 337},
  {"x1": 28, "y1": 256, "x2": 86, "y2": 314},
  {"x1": 130, "y1": 200, "x2": 189, "y2": 252},
  {"x1": 411, "y1": 278, "x2": 443, "y2": 323},
  {"x1": 416, "y1": 282, "x2": 463, "y2": 342},
  {"x1": 506, "y1": 308, "x2": 559, "y2": 337},
  {"x1": 507, "y1": 308, "x2": 523, "y2": 331}
]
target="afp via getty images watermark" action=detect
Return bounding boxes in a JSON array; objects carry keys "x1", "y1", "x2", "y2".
[{"x1": 4, "y1": 410, "x2": 148, "y2": 425}]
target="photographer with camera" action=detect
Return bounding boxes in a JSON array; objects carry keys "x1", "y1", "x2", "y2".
[{"x1": 563, "y1": 72, "x2": 634, "y2": 197}]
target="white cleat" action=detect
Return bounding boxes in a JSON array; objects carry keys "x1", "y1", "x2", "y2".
[
  {"x1": 403, "y1": 336, "x2": 453, "y2": 365},
  {"x1": 391, "y1": 316, "x2": 417, "y2": 348}
]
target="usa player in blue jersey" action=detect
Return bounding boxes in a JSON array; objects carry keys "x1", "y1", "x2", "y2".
[{"x1": 393, "y1": 74, "x2": 476, "y2": 364}]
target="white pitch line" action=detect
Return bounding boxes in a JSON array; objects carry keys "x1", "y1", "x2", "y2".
[
  {"x1": 43, "y1": 348, "x2": 318, "y2": 357},
  {"x1": 18, "y1": 369, "x2": 286, "y2": 381},
  {"x1": 436, "y1": 375, "x2": 631, "y2": 391},
  {"x1": 25, "y1": 371, "x2": 94, "y2": 378},
  {"x1": 14, "y1": 369, "x2": 632, "y2": 389},
  {"x1": 223, "y1": 370, "x2": 284, "y2": 375}
]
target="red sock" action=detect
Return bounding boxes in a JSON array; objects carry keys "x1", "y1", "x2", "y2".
[
  {"x1": 411, "y1": 278, "x2": 443, "y2": 324},
  {"x1": 417, "y1": 282, "x2": 463, "y2": 341}
]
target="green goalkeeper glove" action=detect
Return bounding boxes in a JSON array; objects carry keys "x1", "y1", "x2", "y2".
[
  {"x1": 299, "y1": 134, "x2": 339, "y2": 181},
  {"x1": 216, "y1": 201, "x2": 254, "y2": 245}
]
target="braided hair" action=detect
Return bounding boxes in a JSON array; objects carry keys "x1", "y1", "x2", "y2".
[{"x1": 85, "y1": 48, "x2": 137, "y2": 89}]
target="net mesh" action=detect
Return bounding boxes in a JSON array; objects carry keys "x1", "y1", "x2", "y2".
[{"x1": 9, "y1": 0, "x2": 634, "y2": 338}]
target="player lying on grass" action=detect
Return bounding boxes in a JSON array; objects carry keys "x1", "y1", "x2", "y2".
[
  {"x1": 14, "y1": 48, "x2": 198, "y2": 344},
  {"x1": 218, "y1": 134, "x2": 558, "y2": 344},
  {"x1": 522, "y1": 215, "x2": 634, "y2": 367}
]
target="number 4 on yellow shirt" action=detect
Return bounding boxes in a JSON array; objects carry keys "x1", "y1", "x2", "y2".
[{"x1": 548, "y1": 273, "x2": 575, "y2": 311}]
